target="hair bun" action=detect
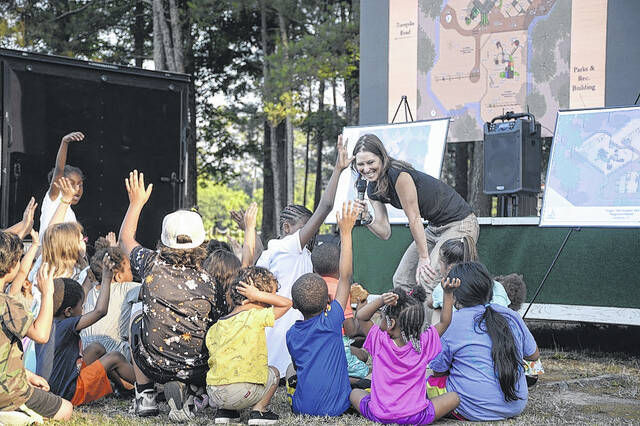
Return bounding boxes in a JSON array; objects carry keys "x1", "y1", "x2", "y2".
[
  {"x1": 94, "y1": 237, "x2": 111, "y2": 251},
  {"x1": 407, "y1": 284, "x2": 427, "y2": 303}
]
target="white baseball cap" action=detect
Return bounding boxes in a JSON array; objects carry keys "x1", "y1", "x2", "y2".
[{"x1": 160, "y1": 210, "x2": 206, "y2": 249}]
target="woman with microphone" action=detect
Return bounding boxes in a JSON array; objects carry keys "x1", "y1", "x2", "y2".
[{"x1": 352, "y1": 134, "x2": 478, "y2": 320}]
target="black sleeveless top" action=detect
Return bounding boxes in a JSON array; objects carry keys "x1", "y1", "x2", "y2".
[{"x1": 367, "y1": 167, "x2": 472, "y2": 226}]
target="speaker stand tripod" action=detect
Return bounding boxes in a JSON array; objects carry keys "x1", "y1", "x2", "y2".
[{"x1": 391, "y1": 95, "x2": 414, "y2": 123}]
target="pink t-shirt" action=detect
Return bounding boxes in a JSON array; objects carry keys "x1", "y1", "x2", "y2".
[{"x1": 364, "y1": 324, "x2": 442, "y2": 420}]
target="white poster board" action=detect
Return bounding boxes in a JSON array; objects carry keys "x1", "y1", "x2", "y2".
[
  {"x1": 541, "y1": 106, "x2": 640, "y2": 227},
  {"x1": 327, "y1": 119, "x2": 450, "y2": 224}
]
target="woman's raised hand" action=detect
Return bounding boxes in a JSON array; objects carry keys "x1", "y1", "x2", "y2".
[
  {"x1": 335, "y1": 134, "x2": 353, "y2": 171},
  {"x1": 125, "y1": 170, "x2": 153, "y2": 207}
]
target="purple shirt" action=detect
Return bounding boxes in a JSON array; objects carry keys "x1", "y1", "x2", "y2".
[
  {"x1": 429, "y1": 304, "x2": 538, "y2": 421},
  {"x1": 364, "y1": 324, "x2": 442, "y2": 420}
]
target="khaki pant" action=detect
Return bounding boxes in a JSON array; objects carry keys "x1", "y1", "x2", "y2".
[
  {"x1": 392, "y1": 213, "x2": 479, "y2": 323},
  {"x1": 206, "y1": 367, "x2": 279, "y2": 410}
]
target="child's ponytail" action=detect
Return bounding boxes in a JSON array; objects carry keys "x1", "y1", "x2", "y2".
[
  {"x1": 439, "y1": 236, "x2": 479, "y2": 269},
  {"x1": 448, "y1": 262, "x2": 522, "y2": 402},
  {"x1": 477, "y1": 305, "x2": 522, "y2": 401}
]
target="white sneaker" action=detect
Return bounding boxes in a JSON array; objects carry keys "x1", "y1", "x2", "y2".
[
  {"x1": 134, "y1": 384, "x2": 159, "y2": 417},
  {"x1": 165, "y1": 381, "x2": 195, "y2": 422}
]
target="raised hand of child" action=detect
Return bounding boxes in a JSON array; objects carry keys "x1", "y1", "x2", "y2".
[
  {"x1": 19, "y1": 197, "x2": 38, "y2": 237},
  {"x1": 335, "y1": 134, "x2": 354, "y2": 171},
  {"x1": 336, "y1": 200, "x2": 362, "y2": 234},
  {"x1": 125, "y1": 170, "x2": 153, "y2": 207},
  {"x1": 61, "y1": 131, "x2": 85, "y2": 144},
  {"x1": 381, "y1": 292, "x2": 399, "y2": 306},
  {"x1": 236, "y1": 277, "x2": 260, "y2": 303},
  {"x1": 230, "y1": 209, "x2": 246, "y2": 230},
  {"x1": 53, "y1": 176, "x2": 76, "y2": 203},
  {"x1": 102, "y1": 252, "x2": 115, "y2": 283},
  {"x1": 29, "y1": 229, "x2": 39, "y2": 247},
  {"x1": 106, "y1": 231, "x2": 117, "y2": 247},
  {"x1": 441, "y1": 277, "x2": 461, "y2": 293},
  {"x1": 244, "y1": 202, "x2": 258, "y2": 230},
  {"x1": 36, "y1": 262, "x2": 56, "y2": 296}
]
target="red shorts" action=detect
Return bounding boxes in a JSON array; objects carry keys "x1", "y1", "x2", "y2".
[{"x1": 70, "y1": 360, "x2": 112, "y2": 406}]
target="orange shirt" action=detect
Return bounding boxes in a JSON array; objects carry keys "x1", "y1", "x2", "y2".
[{"x1": 322, "y1": 276, "x2": 353, "y2": 319}]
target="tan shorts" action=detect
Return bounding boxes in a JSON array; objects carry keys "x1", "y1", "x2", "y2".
[{"x1": 206, "y1": 367, "x2": 279, "y2": 410}]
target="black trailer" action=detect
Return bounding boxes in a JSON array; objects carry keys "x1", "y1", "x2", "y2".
[{"x1": 0, "y1": 48, "x2": 195, "y2": 247}]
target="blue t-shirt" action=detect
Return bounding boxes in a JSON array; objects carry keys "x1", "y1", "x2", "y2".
[
  {"x1": 432, "y1": 280, "x2": 511, "y2": 310},
  {"x1": 35, "y1": 316, "x2": 82, "y2": 400},
  {"x1": 286, "y1": 300, "x2": 351, "y2": 416},
  {"x1": 429, "y1": 304, "x2": 537, "y2": 421}
]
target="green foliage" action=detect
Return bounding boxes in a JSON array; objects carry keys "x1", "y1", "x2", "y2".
[
  {"x1": 197, "y1": 104, "x2": 262, "y2": 183},
  {"x1": 197, "y1": 178, "x2": 261, "y2": 241},
  {"x1": 0, "y1": 1, "x2": 152, "y2": 64}
]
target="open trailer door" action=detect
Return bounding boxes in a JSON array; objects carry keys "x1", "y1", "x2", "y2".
[{"x1": 0, "y1": 49, "x2": 193, "y2": 247}]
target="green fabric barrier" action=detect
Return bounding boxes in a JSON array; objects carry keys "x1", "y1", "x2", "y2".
[{"x1": 352, "y1": 224, "x2": 640, "y2": 308}]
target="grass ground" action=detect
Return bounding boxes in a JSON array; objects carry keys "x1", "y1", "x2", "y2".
[{"x1": 53, "y1": 323, "x2": 640, "y2": 425}]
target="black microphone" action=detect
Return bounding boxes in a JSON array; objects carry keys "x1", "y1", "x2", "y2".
[{"x1": 355, "y1": 175, "x2": 367, "y2": 225}]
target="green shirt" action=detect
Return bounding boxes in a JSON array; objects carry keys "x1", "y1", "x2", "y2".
[{"x1": 0, "y1": 293, "x2": 35, "y2": 411}]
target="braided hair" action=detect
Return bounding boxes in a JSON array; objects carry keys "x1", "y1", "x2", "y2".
[
  {"x1": 383, "y1": 284, "x2": 427, "y2": 353},
  {"x1": 279, "y1": 204, "x2": 314, "y2": 250},
  {"x1": 447, "y1": 262, "x2": 522, "y2": 402}
]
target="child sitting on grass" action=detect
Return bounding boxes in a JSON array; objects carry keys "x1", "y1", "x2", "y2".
[
  {"x1": 119, "y1": 170, "x2": 221, "y2": 421},
  {"x1": 350, "y1": 276, "x2": 460, "y2": 424},
  {"x1": 205, "y1": 267, "x2": 292, "y2": 425},
  {"x1": 81, "y1": 238, "x2": 141, "y2": 362},
  {"x1": 257, "y1": 135, "x2": 351, "y2": 376},
  {"x1": 0, "y1": 230, "x2": 73, "y2": 421},
  {"x1": 35, "y1": 253, "x2": 135, "y2": 406},
  {"x1": 311, "y1": 242, "x2": 370, "y2": 383},
  {"x1": 428, "y1": 236, "x2": 510, "y2": 324},
  {"x1": 494, "y1": 273, "x2": 544, "y2": 385},
  {"x1": 285, "y1": 201, "x2": 361, "y2": 417},
  {"x1": 429, "y1": 262, "x2": 539, "y2": 421}
]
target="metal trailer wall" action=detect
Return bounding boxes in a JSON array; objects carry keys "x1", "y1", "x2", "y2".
[{"x1": 0, "y1": 49, "x2": 193, "y2": 248}]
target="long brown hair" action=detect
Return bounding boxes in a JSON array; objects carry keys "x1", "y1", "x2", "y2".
[
  {"x1": 351, "y1": 134, "x2": 414, "y2": 198},
  {"x1": 43, "y1": 222, "x2": 87, "y2": 278}
]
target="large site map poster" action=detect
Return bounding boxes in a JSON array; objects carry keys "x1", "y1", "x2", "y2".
[
  {"x1": 413, "y1": 0, "x2": 607, "y2": 142},
  {"x1": 541, "y1": 107, "x2": 640, "y2": 227}
]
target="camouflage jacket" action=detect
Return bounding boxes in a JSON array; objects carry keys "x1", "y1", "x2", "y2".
[{"x1": 0, "y1": 293, "x2": 35, "y2": 411}]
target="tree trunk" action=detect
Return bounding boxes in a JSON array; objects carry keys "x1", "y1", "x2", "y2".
[
  {"x1": 270, "y1": 123, "x2": 282, "y2": 231},
  {"x1": 260, "y1": 0, "x2": 281, "y2": 234},
  {"x1": 152, "y1": 0, "x2": 165, "y2": 69},
  {"x1": 314, "y1": 80, "x2": 326, "y2": 209},
  {"x1": 133, "y1": 1, "x2": 145, "y2": 68},
  {"x1": 277, "y1": 11, "x2": 294, "y2": 205},
  {"x1": 262, "y1": 123, "x2": 275, "y2": 241},
  {"x1": 468, "y1": 140, "x2": 492, "y2": 216},
  {"x1": 153, "y1": 0, "x2": 176, "y2": 72},
  {"x1": 168, "y1": 0, "x2": 184, "y2": 73},
  {"x1": 182, "y1": 1, "x2": 196, "y2": 207},
  {"x1": 454, "y1": 143, "x2": 469, "y2": 200},
  {"x1": 303, "y1": 87, "x2": 312, "y2": 207}
]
